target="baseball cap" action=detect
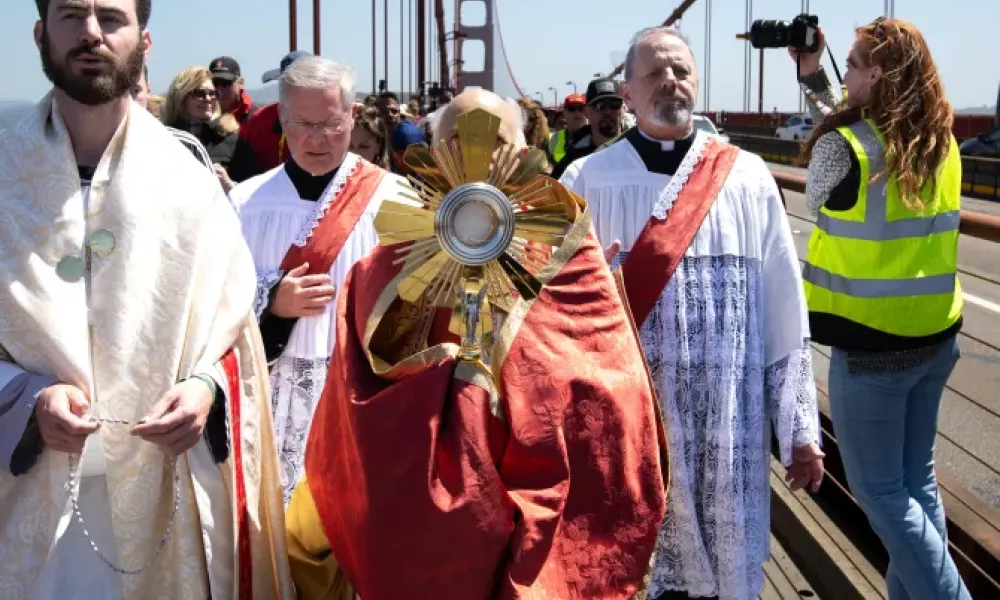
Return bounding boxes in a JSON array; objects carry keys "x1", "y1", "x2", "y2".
[
  {"x1": 262, "y1": 51, "x2": 312, "y2": 84},
  {"x1": 390, "y1": 121, "x2": 425, "y2": 151},
  {"x1": 585, "y1": 78, "x2": 622, "y2": 106},
  {"x1": 563, "y1": 93, "x2": 586, "y2": 108},
  {"x1": 209, "y1": 56, "x2": 242, "y2": 82}
]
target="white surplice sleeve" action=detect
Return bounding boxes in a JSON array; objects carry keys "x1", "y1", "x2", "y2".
[
  {"x1": 557, "y1": 161, "x2": 586, "y2": 195},
  {"x1": 756, "y1": 163, "x2": 821, "y2": 465},
  {"x1": 253, "y1": 269, "x2": 285, "y2": 319},
  {"x1": 229, "y1": 176, "x2": 286, "y2": 319}
]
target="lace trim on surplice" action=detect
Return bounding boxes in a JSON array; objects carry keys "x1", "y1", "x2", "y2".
[
  {"x1": 612, "y1": 252, "x2": 817, "y2": 600},
  {"x1": 650, "y1": 130, "x2": 710, "y2": 221},
  {"x1": 269, "y1": 355, "x2": 330, "y2": 506}
]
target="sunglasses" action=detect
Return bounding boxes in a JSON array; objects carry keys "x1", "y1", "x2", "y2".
[
  {"x1": 591, "y1": 99, "x2": 623, "y2": 112},
  {"x1": 189, "y1": 89, "x2": 217, "y2": 101},
  {"x1": 212, "y1": 78, "x2": 235, "y2": 88},
  {"x1": 565, "y1": 105, "x2": 584, "y2": 113}
]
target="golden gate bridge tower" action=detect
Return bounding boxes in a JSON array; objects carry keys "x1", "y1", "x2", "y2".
[{"x1": 453, "y1": 0, "x2": 495, "y2": 92}]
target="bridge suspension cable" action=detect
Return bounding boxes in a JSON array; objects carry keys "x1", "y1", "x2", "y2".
[
  {"x1": 703, "y1": 0, "x2": 712, "y2": 111},
  {"x1": 608, "y1": 0, "x2": 700, "y2": 78},
  {"x1": 493, "y1": 0, "x2": 527, "y2": 98}
]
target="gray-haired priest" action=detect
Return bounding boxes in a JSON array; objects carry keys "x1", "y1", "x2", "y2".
[
  {"x1": 0, "y1": 1, "x2": 293, "y2": 598},
  {"x1": 559, "y1": 27, "x2": 825, "y2": 600},
  {"x1": 229, "y1": 55, "x2": 407, "y2": 506}
]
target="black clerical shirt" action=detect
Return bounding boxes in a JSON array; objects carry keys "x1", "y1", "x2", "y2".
[
  {"x1": 258, "y1": 159, "x2": 340, "y2": 361},
  {"x1": 622, "y1": 126, "x2": 695, "y2": 176}
]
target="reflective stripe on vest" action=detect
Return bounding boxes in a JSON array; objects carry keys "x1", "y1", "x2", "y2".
[
  {"x1": 815, "y1": 210, "x2": 960, "y2": 240},
  {"x1": 802, "y1": 264, "x2": 956, "y2": 298},
  {"x1": 802, "y1": 118, "x2": 963, "y2": 337}
]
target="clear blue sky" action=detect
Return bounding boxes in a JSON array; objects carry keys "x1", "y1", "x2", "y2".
[{"x1": 0, "y1": 0, "x2": 994, "y2": 113}]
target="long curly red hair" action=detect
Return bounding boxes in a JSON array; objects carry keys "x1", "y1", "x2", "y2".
[{"x1": 800, "y1": 18, "x2": 953, "y2": 210}]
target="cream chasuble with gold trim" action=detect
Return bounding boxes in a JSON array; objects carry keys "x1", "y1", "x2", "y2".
[{"x1": 0, "y1": 95, "x2": 293, "y2": 600}]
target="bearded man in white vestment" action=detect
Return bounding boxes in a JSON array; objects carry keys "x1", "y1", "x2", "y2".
[
  {"x1": 229, "y1": 56, "x2": 407, "y2": 505},
  {"x1": 560, "y1": 27, "x2": 825, "y2": 600},
  {"x1": 0, "y1": 1, "x2": 293, "y2": 598}
]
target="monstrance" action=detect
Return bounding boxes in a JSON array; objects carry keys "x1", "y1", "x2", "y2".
[{"x1": 374, "y1": 108, "x2": 580, "y2": 366}]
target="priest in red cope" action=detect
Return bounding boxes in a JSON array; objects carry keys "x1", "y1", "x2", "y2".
[{"x1": 285, "y1": 88, "x2": 669, "y2": 599}]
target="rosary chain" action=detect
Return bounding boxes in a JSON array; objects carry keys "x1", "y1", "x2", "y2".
[{"x1": 67, "y1": 443, "x2": 180, "y2": 576}]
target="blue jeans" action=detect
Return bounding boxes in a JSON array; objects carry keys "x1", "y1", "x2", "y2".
[{"x1": 828, "y1": 336, "x2": 971, "y2": 600}]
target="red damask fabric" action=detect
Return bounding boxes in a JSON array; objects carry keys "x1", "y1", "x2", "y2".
[{"x1": 304, "y1": 229, "x2": 667, "y2": 599}]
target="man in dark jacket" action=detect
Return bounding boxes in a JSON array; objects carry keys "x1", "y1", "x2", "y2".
[
  {"x1": 227, "y1": 51, "x2": 311, "y2": 182},
  {"x1": 550, "y1": 77, "x2": 626, "y2": 180},
  {"x1": 209, "y1": 56, "x2": 260, "y2": 124}
]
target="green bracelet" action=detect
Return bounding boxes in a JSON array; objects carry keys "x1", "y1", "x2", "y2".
[{"x1": 189, "y1": 373, "x2": 217, "y2": 396}]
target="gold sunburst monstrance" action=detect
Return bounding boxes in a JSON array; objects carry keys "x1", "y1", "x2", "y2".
[{"x1": 374, "y1": 108, "x2": 579, "y2": 364}]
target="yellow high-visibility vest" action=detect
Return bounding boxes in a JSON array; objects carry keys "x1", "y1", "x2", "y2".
[
  {"x1": 803, "y1": 118, "x2": 963, "y2": 337},
  {"x1": 548, "y1": 129, "x2": 568, "y2": 163}
]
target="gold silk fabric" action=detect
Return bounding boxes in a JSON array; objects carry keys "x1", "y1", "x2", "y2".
[{"x1": 0, "y1": 95, "x2": 293, "y2": 599}]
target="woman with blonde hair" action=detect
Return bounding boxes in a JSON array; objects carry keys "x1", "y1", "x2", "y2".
[
  {"x1": 162, "y1": 66, "x2": 240, "y2": 191},
  {"x1": 145, "y1": 95, "x2": 165, "y2": 119},
  {"x1": 794, "y1": 19, "x2": 970, "y2": 599}
]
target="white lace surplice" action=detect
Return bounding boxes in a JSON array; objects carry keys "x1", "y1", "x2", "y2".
[
  {"x1": 560, "y1": 132, "x2": 819, "y2": 600},
  {"x1": 230, "y1": 154, "x2": 387, "y2": 504}
]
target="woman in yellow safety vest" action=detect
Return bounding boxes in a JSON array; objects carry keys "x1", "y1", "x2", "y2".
[{"x1": 792, "y1": 19, "x2": 970, "y2": 600}]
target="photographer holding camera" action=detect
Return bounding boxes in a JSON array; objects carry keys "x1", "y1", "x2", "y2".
[{"x1": 793, "y1": 19, "x2": 970, "y2": 600}]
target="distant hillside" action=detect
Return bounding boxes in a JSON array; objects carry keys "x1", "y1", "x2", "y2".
[
  {"x1": 955, "y1": 105, "x2": 996, "y2": 116},
  {"x1": 247, "y1": 86, "x2": 278, "y2": 105},
  {"x1": 245, "y1": 87, "x2": 409, "y2": 106}
]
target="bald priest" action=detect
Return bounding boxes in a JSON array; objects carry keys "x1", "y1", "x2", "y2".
[{"x1": 284, "y1": 88, "x2": 670, "y2": 599}]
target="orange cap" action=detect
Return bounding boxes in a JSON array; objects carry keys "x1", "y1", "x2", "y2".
[{"x1": 564, "y1": 93, "x2": 586, "y2": 108}]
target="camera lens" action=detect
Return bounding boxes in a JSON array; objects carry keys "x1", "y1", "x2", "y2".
[
  {"x1": 749, "y1": 20, "x2": 793, "y2": 49},
  {"x1": 747, "y1": 15, "x2": 820, "y2": 52}
]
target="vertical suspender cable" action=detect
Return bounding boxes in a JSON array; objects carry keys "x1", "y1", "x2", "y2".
[
  {"x1": 416, "y1": 0, "x2": 426, "y2": 92},
  {"x1": 703, "y1": 0, "x2": 711, "y2": 112},
  {"x1": 408, "y1": 0, "x2": 413, "y2": 97},
  {"x1": 429, "y1": 1, "x2": 435, "y2": 86},
  {"x1": 384, "y1": 0, "x2": 389, "y2": 91},
  {"x1": 313, "y1": 0, "x2": 321, "y2": 55},
  {"x1": 399, "y1": 0, "x2": 406, "y2": 94},
  {"x1": 290, "y1": 0, "x2": 298, "y2": 52}
]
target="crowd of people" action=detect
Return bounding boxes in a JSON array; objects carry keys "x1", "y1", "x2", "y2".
[
  {"x1": 0, "y1": 1, "x2": 972, "y2": 600},
  {"x1": 127, "y1": 41, "x2": 647, "y2": 197}
]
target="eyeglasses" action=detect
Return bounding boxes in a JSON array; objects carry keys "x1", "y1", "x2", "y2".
[
  {"x1": 189, "y1": 89, "x2": 217, "y2": 101},
  {"x1": 591, "y1": 99, "x2": 623, "y2": 112},
  {"x1": 212, "y1": 78, "x2": 235, "y2": 88},
  {"x1": 282, "y1": 116, "x2": 351, "y2": 136}
]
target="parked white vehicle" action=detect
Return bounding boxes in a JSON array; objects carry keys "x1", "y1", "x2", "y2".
[
  {"x1": 775, "y1": 114, "x2": 814, "y2": 141},
  {"x1": 693, "y1": 114, "x2": 729, "y2": 143}
]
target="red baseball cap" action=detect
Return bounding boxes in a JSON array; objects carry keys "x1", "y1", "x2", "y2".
[{"x1": 564, "y1": 94, "x2": 586, "y2": 108}]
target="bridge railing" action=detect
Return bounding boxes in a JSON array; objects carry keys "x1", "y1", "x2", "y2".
[
  {"x1": 733, "y1": 133, "x2": 1000, "y2": 203},
  {"x1": 770, "y1": 171, "x2": 1000, "y2": 244},
  {"x1": 769, "y1": 171, "x2": 1000, "y2": 598},
  {"x1": 719, "y1": 113, "x2": 996, "y2": 143}
]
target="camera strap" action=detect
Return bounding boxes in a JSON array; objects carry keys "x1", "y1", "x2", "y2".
[
  {"x1": 796, "y1": 47, "x2": 844, "y2": 88},
  {"x1": 826, "y1": 46, "x2": 844, "y2": 84}
]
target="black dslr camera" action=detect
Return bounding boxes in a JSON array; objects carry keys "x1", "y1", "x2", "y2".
[{"x1": 749, "y1": 14, "x2": 820, "y2": 53}]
